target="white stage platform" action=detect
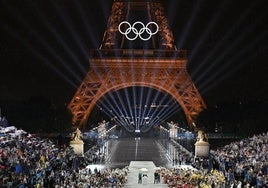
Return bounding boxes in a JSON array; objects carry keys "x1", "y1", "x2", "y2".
[{"x1": 125, "y1": 161, "x2": 168, "y2": 188}]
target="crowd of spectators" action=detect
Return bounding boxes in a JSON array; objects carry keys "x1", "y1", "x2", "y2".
[
  {"x1": 1, "y1": 124, "x2": 267, "y2": 188},
  {"x1": 158, "y1": 166, "x2": 225, "y2": 188},
  {"x1": 159, "y1": 132, "x2": 268, "y2": 188},
  {"x1": 0, "y1": 126, "x2": 128, "y2": 187},
  {"x1": 211, "y1": 132, "x2": 268, "y2": 187}
]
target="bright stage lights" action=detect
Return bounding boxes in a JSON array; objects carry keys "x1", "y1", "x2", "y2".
[{"x1": 93, "y1": 87, "x2": 184, "y2": 133}]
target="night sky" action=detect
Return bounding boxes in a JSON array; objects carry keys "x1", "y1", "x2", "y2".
[{"x1": 0, "y1": 0, "x2": 268, "y2": 121}]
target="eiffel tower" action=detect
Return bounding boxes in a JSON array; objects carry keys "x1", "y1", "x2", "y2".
[{"x1": 68, "y1": 0, "x2": 206, "y2": 130}]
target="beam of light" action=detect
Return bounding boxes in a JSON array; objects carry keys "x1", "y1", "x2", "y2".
[
  {"x1": 139, "y1": 61, "x2": 186, "y2": 129},
  {"x1": 143, "y1": 91, "x2": 166, "y2": 126},
  {"x1": 131, "y1": 86, "x2": 138, "y2": 130},
  {"x1": 95, "y1": 87, "x2": 136, "y2": 132},
  {"x1": 145, "y1": 97, "x2": 181, "y2": 129},
  {"x1": 140, "y1": 87, "x2": 154, "y2": 129},
  {"x1": 105, "y1": 91, "x2": 134, "y2": 131},
  {"x1": 72, "y1": 1, "x2": 100, "y2": 48},
  {"x1": 143, "y1": 103, "x2": 182, "y2": 132},
  {"x1": 3, "y1": 25, "x2": 77, "y2": 89},
  {"x1": 134, "y1": 89, "x2": 148, "y2": 131},
  {"x1": 128, "y1": 54, "x2": 139, "y2": 131},
  {"x1": 122, "y1": 87, "x2": 135, "y2": 130},
  {"x1": 137, "y1": 54, "x2": 185, "y2": 127},
  {"x1": 190, "y1": 1, "x2": 259, "y2": 81},
  {"x1": 166, "y1": 0, "x2": 181, "y2": 25},
  {"x1": 94, "y1": 94, "x2": 134, "y2": 131},
  {"x1": 85, "y1": 53, "x2": 138, "y2": 131},
  {"x1": 86, "y1": 55, "x2": 137, "y2": 130},
  {"x1": 176, "y1": 1, "x2": 202, "y2": 49},
  {"x1": 188, "y1": 0, "x2": 227, "y2": 61},
  {"x1": 94, "y1": 92, "x2": 126, "y2": 126},
  {"x1": 96, "y1": 86, "x2": 181, "y2": 132},
  {"x1": 143, "y1": 69, "x2": 184, "y2": 124},
  {"x1": 154, "y1": 96, "x2": 182, "y2": 121},
  {"x1": 113, "y1": 89, "x2": 134, "y2": 128},
  {"x1": 177, "y1": 2, "x2": 260, "y2": 98},
  {"x1": 140, "y1": 89, "x2": 180, "y2": 132},
  {"x1": 137, "y1": 86, "x2": 144, "y2": 130},
  {"x1": 134, "y1": 55, "x2": 156, "y2": 130},
  {"x1": 196, "y1": 11, "x2": 268, "y2": 92},
  {"x1": 95, "y1": 97, "x2": 134, "y2": 132},
  {"x1": 2, "y1": 1, "x2": 83, "y2": 84},
  {"x1": 98, "y1": 0, "x2": 112, "y2": 24},
  {"x1": 81, "y1": 52, "x2": 136, "y2": 130},
  {"x1": 135, "y1": 137, "x2": 139, "y2": 160},
  {"x1": 107, "y1": 53, "x2": 137, "y2": 130},
  {"x1": 201, "y1": 31, "x2": 267, "y2": 95},
  {"x1": 139, "y1": 88, "x2": 166, "y2": 130},
  {"x1": 138, "y1": 77, "x2": 156, "y2": 130},
  {"x1": 29, "y1": 1, "x2": 87, "y2": 75},
  {"x1": 148, "y1": 52, "x2": 191, "y2": 114},
  {"x1": 48, "y1": 0, "x2": 91, "y2": 63}
]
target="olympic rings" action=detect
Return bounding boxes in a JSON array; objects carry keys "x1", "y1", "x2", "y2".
[{"x1": 118, "y1": 21, "x2": 159, "y2": 41}]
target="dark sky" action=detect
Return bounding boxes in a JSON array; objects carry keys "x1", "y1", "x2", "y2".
[{"x1": 0, "y1": 0, "x2": 267, "y2": 108}]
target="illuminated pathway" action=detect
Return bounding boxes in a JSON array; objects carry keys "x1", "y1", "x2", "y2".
[
  {"x1": 104, "y1": 137, "x2": 170, "y2": 187},
  {"x1": 105, "y1": 138, "x2": 171, "y2": 169},
  {"x1": 102, "y1": 137, "x2": 193, "y2": 187}
]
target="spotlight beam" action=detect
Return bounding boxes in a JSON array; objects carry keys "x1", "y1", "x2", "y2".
[
  {"x1": 144, "y1": 69, "x2": 185, "y2": 126},
  {"x1": 2, "y1": 1, "x2": 83, "y2": 84},
  {"x1": 95, "y1": 97, "x2": 134, "y2": 132},
  {"x1": 191, "y1": 1, "x2": 259, "y2": 80},
  {"x1": 29, "y1": 1, "x2": 87, "y2": 75},
  {"x1": 3, "y1": 25, "x2": 77, "y2": 88},
  {"x1": 188, "y1": 0, "x2": 227, "y2": 61},
  {"x1": 143, "y1": 105, "x2": 180, "y2": 132},
  {"x1": 167, "y1": 0, "x2": 181, "y2": 25},
  {"x1": 201, "y1": 31, "x2": 267, "y2": 95},
  {"x1": 96, "y1": 106, "x2": 133, "y2": 132},
  {"x1": 48, "y1": 0, "x2": 90, "y2": 62},
  {"x1": 195, "y1": 9, "x2": 268, "y2": 93},
  {"x1": 147, "y1": 97, "x2": 180, "y2": 127},
  {"x1": 177, "y1": 1, "x2": 202, "y2": 49},
  {"x1": 72, "y1": 0, "x2": 100, "y2": 48},
  {"x1": 98, "y1": 91, "x2": 133, "y2": 129},
  {"x1": 137, "y1": 86, "x2": 144, "y2": 130}
]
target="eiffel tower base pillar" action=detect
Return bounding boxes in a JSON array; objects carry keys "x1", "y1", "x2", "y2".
[{"x1": 70, "y1": 140, "x2": 84, "y2": 156}]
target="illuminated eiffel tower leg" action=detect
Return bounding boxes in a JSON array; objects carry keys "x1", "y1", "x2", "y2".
[{"x1": 68, "y1": 0, "x2": 206, "y2": 130}]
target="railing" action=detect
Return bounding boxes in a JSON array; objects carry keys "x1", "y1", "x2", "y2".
[{"x1": 90, "y1": 49, "x2": 187, "y2": 59}]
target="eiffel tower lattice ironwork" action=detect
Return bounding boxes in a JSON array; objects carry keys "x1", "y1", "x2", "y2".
[{"x1": 68, "y1": 0, "x2": 206, "y2": 130}]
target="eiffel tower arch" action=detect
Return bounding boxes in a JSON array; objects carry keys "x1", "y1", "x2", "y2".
[{"x1": 68, "y1": 0, "x2": 206, "y2": 130}]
